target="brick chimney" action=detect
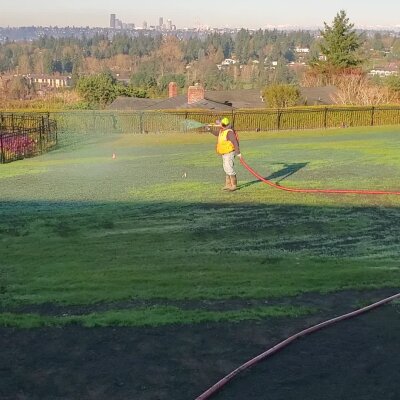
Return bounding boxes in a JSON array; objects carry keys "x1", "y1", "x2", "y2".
[
  {"x1": 187, "y1": 83, "x2": 205, "y2": 104},
  {"x1": 168, "y1": 81, "x2": 178, "y2": 98}
]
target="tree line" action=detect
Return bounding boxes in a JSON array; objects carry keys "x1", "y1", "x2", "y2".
[{"x1": 1, "y1": 11, "x2": 400, "y2": 108}]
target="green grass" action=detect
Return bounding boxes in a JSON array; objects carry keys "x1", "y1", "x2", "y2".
[
  {"x1": 0, "y1": 305, "x2": 314, "y2": 329},
  {"x1": 1, "y1": 125, "x2": 400, "y2": 327}
]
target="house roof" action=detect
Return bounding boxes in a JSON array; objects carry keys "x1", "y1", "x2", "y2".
[
  {"x1": 205, "y1": 89, "x2": 263, "y2": 108},
  {"x1": 108, "y1": 94, "x2": 234, "y2": 111},
  {"x1": 26, "y1": 74, "x2": 72, "y2": 80},
  {"x1": 205, "y1": 87, "x2": 338, "y2": 107},
  {"x1": 145, "y1": 95, "x2": 234, "y2": 111},
  {"x1": 107, "y1": 86, "x2": 338, "y2": 111},
  {"x1": 107, "y1": 97, "x2": 161, "y2": 110}
]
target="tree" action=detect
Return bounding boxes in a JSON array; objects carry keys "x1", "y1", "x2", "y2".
[
  {"x1": 9, "y1": 76, "x2": 32, "y2": 100},
  {"x1": 271, "y1": 59, "x2": 297, "y2": 85},
  {"x1": 392, "y1": 39, "x2": 400, "y2": 59},
  {"x1": 76, "y1": 72, "x2": 118, "y2": 107},
  {"x1": 17, "y1": 54, "x2": 33, "y2": 75},
  {"x1": 235, "y1": 29, "x2": 251, "y2": 64},
  {"x1": 117, "y1": 85, "x2": 147, "y2": 98},
  {"x1": 319, "y1": 10, "x2": 363, "y2": 69},
  {"x1": 262, "y1": 84, "x2": 301, "y2": 108},
  {"x1": 182, "y1": 37, "x2": 203, "y2": 63},
  {"x1": 158, "y1": 74, "x2": 186, "y2": 92},
  {"x1": 332, "y1": 75, "x2": 395, "y2": 105},
  {"x1": 130, "y1": 60, "x2": 159, "y2": 89},
  {"x1": 371, "y1": 32, "x2": 384, "y2": 52},
  {"x1": 156, "y1": 36, "x2": 184, "y2": 76},
  {"x1": 0, "y1": 47, "x2": 14, "y2": 72},
  {"x1": 385, "y1": 75, "x2": 400, "y2": 92}
]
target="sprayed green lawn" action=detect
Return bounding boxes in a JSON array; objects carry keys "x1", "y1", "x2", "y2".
[{"x1": 1, "y1": 126, "x2": 400, "y2": 327}]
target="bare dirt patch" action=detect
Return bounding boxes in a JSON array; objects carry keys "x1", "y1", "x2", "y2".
[{"x1": 1, "y1": 289, "x2": 399, "y2": 400}]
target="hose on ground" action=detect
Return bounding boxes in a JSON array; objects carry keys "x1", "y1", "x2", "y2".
[
  {"x1": 196, "y1": 292, "x2": 400, "y2": 399},
  {"x1": 239, "y1": 156, "x2": 400, "y2": 195}
]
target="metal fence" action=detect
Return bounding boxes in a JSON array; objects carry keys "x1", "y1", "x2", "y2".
[
  {"x1": 0, "y1": 113, "x2": 58, "y2": 163},
  {"x1": 2, "y1": 106, "x2": 400, "y2": 144},
  {"x1": 38, "y1": 106, "x2": 400, "y2": 135}
]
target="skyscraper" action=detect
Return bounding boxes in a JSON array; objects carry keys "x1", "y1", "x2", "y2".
[
  {"x1": 159, "y1": 17, "x2": 164, "y2": 28},
  {"x1": 110, "y1": 14, "x2": 116, "y2": 29}
]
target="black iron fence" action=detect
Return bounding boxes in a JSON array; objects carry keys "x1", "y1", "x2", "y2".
[
  {"x1": 39, "y1": 106, "x2": 400, "y2": 135},
  {"x1": 0, "y1": 113, "x2": 58, "y2": 163},
  {"x1": 2, "y1": 106, "x2": 400, "y2": 143},
  {"x1": 168, "y1": 106, "x2": 400, "y2": 132}
]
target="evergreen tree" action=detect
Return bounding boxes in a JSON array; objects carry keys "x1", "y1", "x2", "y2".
[
  {"x1": 319, "y1": 10, "x2": 363, "y2": 68},
  {"x1": 235, "y1": 29, "x2": 251, "y2": 64}
]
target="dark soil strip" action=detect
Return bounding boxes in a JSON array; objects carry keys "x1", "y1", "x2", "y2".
[{"x1": 0, "y1": 304, "x2": 399, "y2": 400}]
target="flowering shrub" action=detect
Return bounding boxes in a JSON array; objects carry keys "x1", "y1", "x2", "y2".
[{"x1": 0, "y1": 133, "x2": 38, "y2": 160}]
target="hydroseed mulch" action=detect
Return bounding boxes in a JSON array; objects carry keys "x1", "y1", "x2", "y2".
[{"x1": 0, "y1": 126, "x2": 399, "y2": 398}]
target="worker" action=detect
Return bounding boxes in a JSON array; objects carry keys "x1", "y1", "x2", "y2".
[{"x1": 208, "y1": 117, "x2": 241, "y2": 191}]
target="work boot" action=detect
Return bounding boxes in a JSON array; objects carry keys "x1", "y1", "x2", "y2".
[
  {"x1": 222, "y1": 175, "x2": 231, "y2": 191},
  {"x1": 229, "y1": 175, "x2": 238, "y2": 191}
]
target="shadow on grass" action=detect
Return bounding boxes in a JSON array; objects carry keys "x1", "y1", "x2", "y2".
[
  {"x1": 239, "y1": 162, "x2": 308, "y2": 190},
  {"x1": 1, "y1": 199, "x2": 400, "y2": 304},
  {"x1": 1, "y1": 198, "x2": 400, "y2": 277}
]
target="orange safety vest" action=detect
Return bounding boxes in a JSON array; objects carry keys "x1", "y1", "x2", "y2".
[{"x1": 216, "y1": 128, "x2": 236, "y2": 155}]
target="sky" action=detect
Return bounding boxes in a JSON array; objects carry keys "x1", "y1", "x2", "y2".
[{"x1": 1, "y1": 0, "x2": 400, "y2": 29}]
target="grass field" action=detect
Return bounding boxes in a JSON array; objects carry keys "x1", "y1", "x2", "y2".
[
  {"x1": 1, "y1": 125, "x2": 400, "y2": 399},
  {"x1": 1, "y1": 126, "x2": 400, "y2": 326}
]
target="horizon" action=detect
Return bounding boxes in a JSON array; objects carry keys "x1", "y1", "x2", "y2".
[
  {"x1": 1, "y1": 0, "x2": 400, "y2": 30},
  {"x1": 1, "y1": 23, "x2": 400, "y2": 31}
]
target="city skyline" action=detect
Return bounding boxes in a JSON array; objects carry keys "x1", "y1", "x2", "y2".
[
  {"x1": 109, "y1": 13, "x2": 176, "y2": 30},
  {"x1": 1, "y1": 0, "x2": 400, "y2": 29}
]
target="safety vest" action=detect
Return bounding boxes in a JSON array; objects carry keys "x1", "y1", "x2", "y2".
[{"x1": 216, "y1": 128, "x2": 235, "y2": 155}]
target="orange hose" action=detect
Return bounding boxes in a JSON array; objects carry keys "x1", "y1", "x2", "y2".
[{"x1": 196, "y1": 292, "x2": 400, "y2": 400}]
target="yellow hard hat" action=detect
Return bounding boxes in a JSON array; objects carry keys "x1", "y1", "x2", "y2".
[{"x1": 221, "y1": 117, "x2": 230, "y2": 126}]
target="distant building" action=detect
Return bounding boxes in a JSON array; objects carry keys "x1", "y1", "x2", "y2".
[
  {"x1": 295, "y1": 47, "x2": 310, "y2": 53},
  {"x1": 110, "y1": 13, "x2": 134, "y2": 30},
  {"x1": 26, "y1": 74, "x2": 72, "y2": 89},
  {"x1": 369, "y1": 69, "x2": 398, "y2": 77},
  {"x1": 159, "y1": 17, "x2": 164, "y2": 28},
  {"x1": 221, "y1": 59, "x2": 236, "y2": 66},
  {"x1": 110, "y1": 14, "x2": 116, "y2": 29},
  {"x1": 142, "y1": 21, "x2": 148, "y2": 30}
]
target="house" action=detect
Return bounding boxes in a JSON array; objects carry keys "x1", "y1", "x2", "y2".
[{"x1": 107, "y1": 83, "x2": 338, "y2": 111}]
